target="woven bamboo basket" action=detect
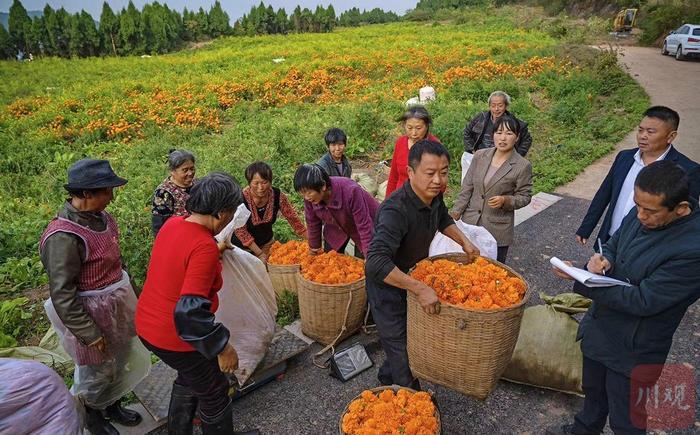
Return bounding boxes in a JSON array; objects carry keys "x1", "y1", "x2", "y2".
[
  {"x1": 407, "y1": 253, "x2": 531, "y2": 400},
  {"x1": 266, "y1": 262, "x2": 300, "y2": 296},
  {"x1": 338, "y1": 385, "x2": 441, "y2": 434},
  {"x1": 297, "y1": 273, "x2": 366, "y2": 345}
]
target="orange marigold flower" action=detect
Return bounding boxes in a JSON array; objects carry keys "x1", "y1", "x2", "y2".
[
  {"x1": 341, "y1": 389, "x2": 438, "y2": 435},
  {"x1": 268, "y1": 240, "x2": 309, "y2": 265},
  {"x1": 299, "y1": 250, "x2": 364, "y2": 285},
  {"x1": 410, "y1": 257, "x2": 526, "y2": 310}
]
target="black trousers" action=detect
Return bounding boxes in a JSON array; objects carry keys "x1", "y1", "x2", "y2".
[
  {"x1": 497, "y1": 246, "x2": 509, "y2": 264},
  {"x1": 366, "y1": 279, "x2": 419, "y2": 389},
  {"x1": 140, "y1": 337, "x2": 231, "y2": 423},
  {"x1": 574, "y1": 357, "x2": 653, "y2": 435}
]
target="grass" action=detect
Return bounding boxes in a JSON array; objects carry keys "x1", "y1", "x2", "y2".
[{"x1": 0, "y1": 6, "x2": 648, "y2": 341}]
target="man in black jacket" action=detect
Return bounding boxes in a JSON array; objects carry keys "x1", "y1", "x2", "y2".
[
  {"x1": 463, "y1": 90, "x2": 532, "y2": 157},
  {"x1": 576, "y1": 105, "x2": 700, "y2": 246},
  {"x1": 550, "y1": 161, "x2": 700, "y2": 434}
]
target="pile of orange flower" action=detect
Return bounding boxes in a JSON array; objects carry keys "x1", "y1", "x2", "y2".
[
  {"x1": 341, "y1": 388, "x2": 438, "y2": 435},
  {"x1": 268, "y1": 240, "x2": 309, "y2": 265},
  {"x1": 411, "y1": 257, "x2": 526, "y2": 310},
  {"x1": 300, "y1": 250, "x2": 364, "y2": 285}
]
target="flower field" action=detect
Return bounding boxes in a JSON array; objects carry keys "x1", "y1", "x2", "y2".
[{"x1": 0, "y1": 8, "x2": 648, "y2": 294}]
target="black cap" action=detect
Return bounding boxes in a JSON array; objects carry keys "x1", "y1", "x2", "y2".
[{"x1": 63, "y1": 159, "x2": 128, "y2": 190}]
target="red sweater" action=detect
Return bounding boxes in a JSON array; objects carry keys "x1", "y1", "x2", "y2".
[
  {"x1": 386, "y1": 134, "x2": 441, "y2": 198},
  {"x1": 136, "y1": 216, "x2": 222, "y2": 352}
]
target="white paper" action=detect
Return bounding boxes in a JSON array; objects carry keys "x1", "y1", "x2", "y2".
[{"x1": 550, "y1": 257, "x2": 632, "y2": 288}]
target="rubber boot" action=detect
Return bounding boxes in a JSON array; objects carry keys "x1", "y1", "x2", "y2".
[
  {"x1": 200, "y1": 402, "x2": 260, "y2": 435},
  {"x1": 168, "y1": 382, "x2": 199, "y2": 435},
  {"x1": 85, "y1": 406, "x2": 119, "y2": 435},
  {"x1": 105, "y1": 399, "x2": 142, "y2": 426}
]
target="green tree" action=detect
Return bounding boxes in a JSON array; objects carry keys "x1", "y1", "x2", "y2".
[
  {"x1": 25, "y1": 17, "x2": 47, "y2": 56},
  {"x1": 67, "y1": 13, "x2": 83, "y2": 57},
  {"x1": 0, "y1": 24, "x2": 14, "y2": 59},
  {"x1": 275, "y1": 8, "x2": 288, "y2": 34},
  {"x1": 326, "y1": 5, "x2": 337, "y2": 32},
  {"x1": 208, "y1": 1, "x2": 230, "y2": 37},
  {"x1": 142, "y1": 3, "x2": 162, "y2": 53},
  {"x1": 9, "y1": 0, "x2": 31, "y2": 53},
  {"x1": 45, "y1": 7, "x2": 70, "y2": 57},
  {"x1": 100, "y1": 2, "x2": 119, "y2": 56},
  {"x1": 79, "y1": 11, "x2": 99, "y2": 56},
  {"x1": 195, "y1": 7, "x2": 209, "y2": 37},
  {"x1": 291, "y1": 5, "x2": 302, "y2": 32},
  {"x1": 118, "y1": 1, "x2": 144, "y2": 54}
]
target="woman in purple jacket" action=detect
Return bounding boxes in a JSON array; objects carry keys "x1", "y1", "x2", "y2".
[{"x1": 294, "y1": 164, "x2": 378, "y2": 259}]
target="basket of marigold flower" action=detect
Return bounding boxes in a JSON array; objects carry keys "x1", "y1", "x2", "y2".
[
  {"x1": 406, "y1": 253, "x2": 531, "y2": 400},
  {"x1": 339, "y1": 385, "x2": 441, "y2": 435},
  {"x1": 266, "y1": 240, "x2": 309, "y2": 296},
  {"x1": 297, "y1": 251, "x2": 366, "y2": 345}
]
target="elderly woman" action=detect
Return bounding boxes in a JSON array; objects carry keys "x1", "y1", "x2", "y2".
[
  {"x1": 151, "y1": 149, "x2": 196, "y2": 235},
  {"x1": 463, "y1": 91, "x2": 532, "y2": 157},
  {"x1": 136, "y1": 173, "x2": 258, "y2": 435},
  {"x1": 39, "y1": 159, "x2": 148, "y2": 435},
  {"x1": 385, "y1": 106, "x2": 441, "y2": 198},
  {"x1": 232, "y1": 162, "x2": 307, "y2": 263},
  {"x1": 294, "y1": 164, "x2": 378, "y2": 258},
  {"x1": 451, "y1": 115, "x2": 533, "y2": 263}
]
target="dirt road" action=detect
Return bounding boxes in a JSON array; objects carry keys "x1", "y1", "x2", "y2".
[{"x1": 557, "y1": 46, "x2": 700, "y2": 199}]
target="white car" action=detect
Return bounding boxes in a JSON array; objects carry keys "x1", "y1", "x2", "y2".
[{"x1": 662, "y1": 23, "x2": 700, "y2": 60}]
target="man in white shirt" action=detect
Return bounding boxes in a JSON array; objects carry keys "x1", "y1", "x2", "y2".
[{"x1": 576, "y1": 106, "x2": 700, "y2": 246}]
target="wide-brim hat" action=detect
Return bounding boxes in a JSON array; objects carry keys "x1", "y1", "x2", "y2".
[{"x1": 63, "y1": 159, "x2": 128, "y2": 190}]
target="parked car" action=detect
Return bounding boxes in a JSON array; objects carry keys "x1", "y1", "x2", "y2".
[{"x1": 662, "y1": 23, "x2": 700, "y2": 60}]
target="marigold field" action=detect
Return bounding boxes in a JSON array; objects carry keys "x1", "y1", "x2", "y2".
[{"x1": 0, "y1": 7, "x2": 648, "y2": 296}]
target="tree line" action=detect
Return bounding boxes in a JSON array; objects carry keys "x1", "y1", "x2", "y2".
[
  {"x1": 0, "y1": 0, "x2": 404, "y2": 60},
  {"x1": 231, "y1": 3, "x2": 400, "y2": 36},
  {"x1": 0, "y1": 0, "x2": 231, "y2": 59}
]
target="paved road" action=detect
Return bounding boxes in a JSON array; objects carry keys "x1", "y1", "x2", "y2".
[{"x1": 557, "y1": 46, "x2": 700, "y2": 200}]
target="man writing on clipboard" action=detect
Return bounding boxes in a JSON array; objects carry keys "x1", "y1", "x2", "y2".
[{"x1": 549, "y1": 161, "x2": 700, "y2": 435}]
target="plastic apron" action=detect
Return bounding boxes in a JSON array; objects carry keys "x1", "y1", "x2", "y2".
[{"x1": 44, "y1": 270, "x2": 151, "y2": 409}]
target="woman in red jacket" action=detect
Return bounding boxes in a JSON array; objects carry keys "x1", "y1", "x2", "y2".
[
  {"x1": 136, "y1": 172, "x2": 258, "y2": 435},
  {"x1": 385, "y1": 106, "x2": 440, "y2": 198}
]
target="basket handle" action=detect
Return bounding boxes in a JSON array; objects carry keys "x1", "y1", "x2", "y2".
[{"x1": 312, "y1": 290, "x2": 353, "y2": 369}]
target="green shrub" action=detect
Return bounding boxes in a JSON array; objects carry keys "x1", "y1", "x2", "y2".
[
  {"x1": 0, "y1": 297, "x2": 32, "y2": 347},
  {"x1": 276, "y1": 290, "x2": 299, "y2": 327}
]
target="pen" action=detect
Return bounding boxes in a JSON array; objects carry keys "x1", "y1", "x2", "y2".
[{"x1": 597, "y1": 238, "x2": 606, "y2": 276}]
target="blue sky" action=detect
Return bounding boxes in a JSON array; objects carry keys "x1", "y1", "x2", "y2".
[{"x1": 0, "y1": 1, "x2": 417, "y2": 20}]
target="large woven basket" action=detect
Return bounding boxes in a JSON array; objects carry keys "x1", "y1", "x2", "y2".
[
  {"x1": 267, "y1": 262, "x2": 300, "y2": 296},
  {"x1": 338, "y1": 385, "x2": 441, "y2": 435},
  {"x1": 407, "y1": 253, "x2": 531, "y2": 400},
  {"x1": 297, "y1": 273, "x2": 366, "y2": 345}
]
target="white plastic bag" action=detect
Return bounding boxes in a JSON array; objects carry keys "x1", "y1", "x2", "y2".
[
  {"x1": 214, "y1": 205, "x2": 277, "y2": 386},
  {"x1": 461, "y1": 151, "x2": 473, "y2": 183},
  {"x1": 0, "y1": 359, "x2": 84, "y2": 435},
  {"x1": 215, "y1": 248, "x2": 278, "y2": 386},
  {"x1": 217, "y1": 203, "x2": 252, "y2": 243},
  {"x1": 429, "y1": 220, "x2": 498, "y2": 260}
]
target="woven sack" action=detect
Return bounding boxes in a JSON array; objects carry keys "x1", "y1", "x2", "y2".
[
  {"x1": 297, "y1": 273, "x2": 366, "y2": 345},
  {"x1": 407, "y1": 253, "x2": 531, "y2": 400},
  {"x1": 501, "y1": 293, "x2": 591, "y2": 396},
  {"x1": 338, "y1": 385, "x2": 441, "y2": 435}
]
